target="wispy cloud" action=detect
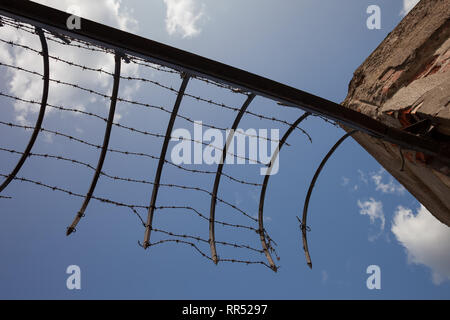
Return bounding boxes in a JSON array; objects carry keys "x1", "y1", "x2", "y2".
[
  {"x1": 358, "y1": 169, "x2": 368, "y2": 184},
  {"x1": 400, "y1": 0, "x2": 420, "y2": 17},
  {"x1": 371, "y1": 168, "x2": 406, "y2": 195},
  {"x1": 1, "y1": 0, "x2": 139, "y2": 127},
  {"x1": 357, "y1": 198, "x2": 385, "y2": 241},
  {"x1": 163, "y1": 0, "x2": 206, "y2": 38}
]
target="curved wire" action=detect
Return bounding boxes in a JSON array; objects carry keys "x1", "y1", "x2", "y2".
[
  {"x1": 0, "y1": 27, "x2": 49, "y2": 194},
  {"x1": 66, "y1": 53, "x2": 122, "y2": 235},
  {"x1": 209, "y1": 94, "x2": 256, "y2": 264},
  {"x1": 143, "y1": 74, "x2": 191, "y2": 249},
  {"x1": 258, "y1": 113, "x2": 310, "y2": 272},
  {"x1": 301, "y1": 130, "x2": 357, "y2": 268}
]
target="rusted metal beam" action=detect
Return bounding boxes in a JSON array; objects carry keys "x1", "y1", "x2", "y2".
[
  {"x1": 209, "y1": 94, "x2": 256, "y2": 264},
  {"x1": 258, "y1": 113, "x2": 310, "y2": 272},
  {"x1": 301, "y1": 130, "x2": 357, "y2": 268},
  {"x1": 143, "y1": 74, "x2": 191, "y2": 249},
  {"x1": 66, "y1": 53, "x2": 122, "y2": 235},
  {"x1": 0, "y1": 27, "x2": 49, "y2": 194}
]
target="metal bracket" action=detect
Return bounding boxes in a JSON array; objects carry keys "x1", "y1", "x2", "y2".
[
  {"x1": 209, "y1": 94, "x2": 256, "y2": 264},
  {"x1": 0, "y1": 27, "x2": 49, "y2": 194},
  {"x1": 66, "y1": 52, "x2": 122, "y2": 235},
  {"x1": 143, "y1": 73, "x2": 191, "y2": 248},
  {"x1": 258, "y1": 113, "x2": 310, "y2": 272}
]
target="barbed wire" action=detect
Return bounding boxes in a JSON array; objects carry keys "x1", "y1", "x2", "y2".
[
  {"x1": 0, "y1": 171, "x2": 266, "y2": 254},
  {"x1": 0, "y1": 142, "x2": 255, "y2": 222},
  {"x1": 155, "y1": 205, "x2": 259, "y2": 232},
  {"x1": 0, "y1": 134, "x2": 261, "y2": 188},
  {"x1": 150, "y1": 227, "x2": 264, "y2": 254},
  {"x1": 0, "y1": 21, "x2": 311, "y2": 142},
  {"x1": 153, "y1": 205, "x2": 279, "y2": 264},
  {"x1": 0, "y1": 61, "x2": 283, "y2": 156},
  {"x1": 0, "y1": 172, "x2": 147, "y2": 224},
  {"x1": 315, "y1": 115, "x2": 341, "y2": 128},
  {"x1": 128, "y1": 55, "x2": 250, "y2": 95},
  {"x1": 2, "y1": 14, "x2": 334, "y2": 133},
  {"x1": 0, "y1": 18, "x2": 256, "y2": 98},
  {"x1": 0, "y1": 39, "x2": 286, "y2": 146},
  {"x1": 139, "y1": 238, "x2": 274, "y2": 270},
  {"x1": 1, "y1": 110, "x2": 264, "y2": 182},
  {"x1": 0, "y1": 111, "x2": 265, "y2": 166},
  {"x1": 126, "y1": 55, "x2": 180, "y2": 75},
  {"x1": 0, "y1": 16, "x2": 112, "y2": 54},
  {"x1": 0, "y1": 170, "x2": 275, "y2": 266},
  {"x1": 0, "y1": 153, "x2": 261, "y2": 213},
  {"x1": 0, "y1": 147, "x2": 268, "y2": 245}
]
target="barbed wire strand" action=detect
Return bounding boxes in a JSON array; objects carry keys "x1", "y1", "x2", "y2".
[
  {"x1": 0, "y1": 171, "x2": 275, "y2": 267},
  {"x1": 0, "y1": 173, "x2": 146, "y2": 225},
  {"x1": 139, "y1": 238, "x2": 274, "y2": 270},
  {"x1": 0, "y1": 142, "x2": 261, "y2": 188},
  {"x1": 0, "y1": 18, "x2": 258, "y2": 97},
  {"x1": 0, "y1": 25, "x2": 311, "y2": 142},
  {"x1": 0, "y1": 148, "x2": 267, "y2": 240},
  {"x1": 0, "y1": 40, "x2": 285, "y2": 146}
]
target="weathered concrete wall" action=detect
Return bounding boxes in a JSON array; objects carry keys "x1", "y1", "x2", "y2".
[{"x1": 342, "y1": 0, "x2": 450, "y2": 225}]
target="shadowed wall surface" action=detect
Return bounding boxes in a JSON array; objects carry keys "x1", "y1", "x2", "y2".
[{"x1": 343, "y1": 0, "x2": 450, "y2": 226}]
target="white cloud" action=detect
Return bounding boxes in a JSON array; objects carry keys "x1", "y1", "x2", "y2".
[
  {"x1": 357, "y1": 198, "x2": 385, "y2": 241},
  {"x1": 39, "y1": 0, "x2": 138, "y2": 32},
  {"x1": 392, "y1": 205, "x2": 450, "y2": 285},
  {"x1": 400, "y1": 0, "x2": 420, "y2": 17},
  {"x1": 1, "y1": 0, "x2": 139, "y2": 126},
  {"x1": 163, "y1": 0, "x2": 205, "y2": 38},
  {"x1": 371, "y1": 168, "x2": 405, "y2": 195},
  {"x1": 341, "y1": 176, "x2": 349, "y2": 186},
  {"x1": 357, "y1": 169, "x2": 368, "y2": 184}
]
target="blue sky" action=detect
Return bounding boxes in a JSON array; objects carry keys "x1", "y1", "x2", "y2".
[{"x1": 1, "y1": 0, "x2": 449, "y2": 299}]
